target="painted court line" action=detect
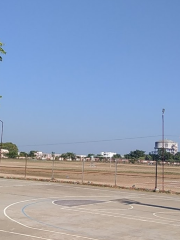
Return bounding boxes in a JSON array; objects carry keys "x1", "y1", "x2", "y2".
[
  {"x1": 4, "y1": 198, "x2": 102, "y2": 240},
  {"x1": 153, "y1": 212, "x2": 180, "y2": 222},
  {"x1": 0, "y1": 229, "x2": 54, "y2": 240},
  {"x1": 0, "y1": 183, "x2": 53, "y2": 188},
  {"x1": 6, "y1": 197, "x2": 180, "y2": 229},
  {"x1": 55, "y1": 204, "x2": 180, "y2": 225}
]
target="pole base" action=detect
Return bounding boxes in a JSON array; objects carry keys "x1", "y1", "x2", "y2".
[{"x1": 154, "y1": 188, "x2": 159, "y2": 192}]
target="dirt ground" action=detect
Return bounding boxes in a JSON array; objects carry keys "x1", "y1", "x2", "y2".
[{"x1": 0, "y1": 159, "x2": 180, "y2": 193}]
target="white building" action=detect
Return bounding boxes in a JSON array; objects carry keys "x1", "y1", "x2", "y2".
[
  {"x1": 155, "y1": 139, "x2": 178, "y2": 155},
  {"x1": 0, "y1": 149, "x2": 9, "y2": 158},
  {"x1": 34, "y1": 151, "x2": 43, "y2": 159},
  {"x1": 100, "y1": 152, "x2": 116, "y2": 158}
]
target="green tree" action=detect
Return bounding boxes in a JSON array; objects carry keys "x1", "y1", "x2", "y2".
[
  {"x1": 164, "y1": 152, "x2": 173, "y2": 161},
  {"x1": 19, "y1": 152, "x2": 27, "y2": 157},
  {"x1": 87, "y1": 153, "x2": 95, "y2": 158},
  {"x1": 28, "y1": 151, "x2": 37, "y2": 158},
  {"x1": 130, "y1": 150, "x2": 145, "y2": 159},
  {"x1": 2, "y1": 142, "x2": 18, "y2": 158},
  {"x1": 125, "y1": 150, "x2": 145, "y2": 160},
  {"x1": 7, "y1": 151, "x2": 18, "y2": 159},
  {"x1": 61, "y1": 152, "x2": 76, "y2": 160},
  {"x1": 124, "y1": 154, "x2": 130, "y2": 159},
  {"x1": 149, "y1": 153, "x2": 160, "y2": 161},
  {"x1": 124, "y1": 150, "x2": 145, "y2": 164},
  {"x1": 173, "y1": 152, "x2": 180, "y2": 162},
  {"x1": 113, "y1": 154, "x2": 121, "y2": 159},
  {"x1": 149, "y1": 150, "x2": 174, "y2": 162},
  {"x1": 0, "y1": 42, "x2": 6, "y2": 61},
  {"x1": 145, "y1": 154, "x2": 152, "y2": 160}
]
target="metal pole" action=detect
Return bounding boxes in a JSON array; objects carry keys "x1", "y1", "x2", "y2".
[
  {"x1": 0, "y1": 120, "x2": 3, "y2": 163},
  {"x1": 82, "y1": 157, "x2": 84, "y2": 184},
  {"x1": 155, "y1": 159, "x2": 158, "y2": 191},
  {"x1": 25, "y1": 155, "x2": 28, "y2": 178},
  {"x1": 162, "y1": 109, "x2": 165, "y2": 192},
  {"x1": 51, "y1": 152, "x2": 55, "y2": 180},
  {"x1": 115, "y1": 159, "x2": 117, "y2": 186}
]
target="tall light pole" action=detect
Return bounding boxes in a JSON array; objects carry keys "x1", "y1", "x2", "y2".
[
  {"x1": 114, "y1": 159, "x2": 117, "y2": 187},
  {"x1": 162, "y1": 109, "x2": 165, "y2": 192},
  {"x1": 155, "y1": 155, "x2": 158, "y2": 191},
  {"x1": 82, "y1": 157, "x2": 84, "y2": 184},
  {"x1": 0, "y1": 96, "x2": 3, "y2": 161},
  {"x1": 0, "y1": 120, "x2": 3, "y2": 162},
  {"x1": 51, "y1": 152, "x2": 55, "y2": 180}
]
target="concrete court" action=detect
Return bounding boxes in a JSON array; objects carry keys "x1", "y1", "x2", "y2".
[{"x1": 0, "y1": 179, "x2": 180, "y2": 240}]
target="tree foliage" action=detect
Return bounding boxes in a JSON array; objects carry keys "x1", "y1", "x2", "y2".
[
  {"x1": 28, "y1": 151, "x2": 37, "y2": 158},
  {"x1": 61, "y1": 152, "x2": 76, "y2": 160},
  {"x1": 124, "y1": 150, "x2": 145, "y2": 160},
  {"x1": 149, "y1": 150, "x2": 180, "y2": 162},
  {"x1": 0, "y1": 42, "x2": 6, "y2": 61},
  {"x1": 19, "y1": 152, "x2": 27, "y2": 157},
  {"x1": 174, "y1": 152, "x2": 180, "y2": 162},
  {"x1": 113, "y1": 154, "x2": 122, "y2": 159},
  {"x1": 145, "y1": 154, "x2": 152, "y2": 160},
  {"x1": 2, "y1": 142, "x2": 18, "y2": 158},
  {"x1": 87, "y1": 153, "x2": 95, "y2": 158},
  {"x1": 7, "y1": 151, "x2": 18, "y2": 158}
]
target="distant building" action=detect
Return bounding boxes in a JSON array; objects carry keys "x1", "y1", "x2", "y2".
[
  {"x1": 76, "y1": 155, "x2": 87, "y2": 159},
  {"x1": 154, "y1": 139, "x2": 178, "y2": 155},
  {"x1": 35, "y1": 151, "x2": 43, "y2": 158},
  {"x1": 100, "y1": 152, "x2": 116, "y2": 158},
  {"x1": 0, "y1": 149, "x2": 9, "y2": 158}
]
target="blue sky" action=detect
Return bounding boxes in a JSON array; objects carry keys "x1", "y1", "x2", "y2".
[{"x1": 1, "y1": 0, "x2": 180, "y2": 155}]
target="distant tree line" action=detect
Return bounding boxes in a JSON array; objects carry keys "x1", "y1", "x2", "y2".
[
  {"x1": 124, "y1": 149, "x2": 180, "y2": 163},
  {"x1": 2, "y1": 142, "x2": 180, "y2": 163},
  {"x1": 1, "y1": 143, "x2": 38, "y2": 159}
]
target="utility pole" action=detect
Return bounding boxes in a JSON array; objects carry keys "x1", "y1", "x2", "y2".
[
  {"x1": 162, "y1": 109, "x2": 165, "y2": 192},
  {"x1": 82, "y1": 157, "x2": 84, "y2": 184},
  {"x1": 155, "y1": 157, "x2": 158, "y2": 191},
  {"x1": 0, "y1": 96, "x2": 3, "y2": 161},
  {"x1": 51, "y1": 152, "x2": 55, "y2": 180},
  {"x1": 0, "y1": 120, "x2": 3, "y2": 162},
  {"x1": 114, "y1": 159, "x2": 117, "y2": 187}
]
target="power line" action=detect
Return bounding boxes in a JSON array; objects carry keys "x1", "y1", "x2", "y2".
[{"x1": 18, "y1": 135, "x2": 164, "y2": 147}]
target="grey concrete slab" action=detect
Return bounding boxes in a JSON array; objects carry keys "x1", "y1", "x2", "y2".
[{"x1": 0, "y1": 178, "x2": 180, "y2": 240}]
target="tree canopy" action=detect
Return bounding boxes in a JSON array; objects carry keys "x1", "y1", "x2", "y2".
[
  {"x1": 2, "y1": 142, "x2": 18, "y2": 158},
  {"x1": 124, "y1": 150, "x2": 145, "y2": 160},
  {"x1": 149, "y1": 150, "x2": 180, "y2": 162},
  {"x1": 19, "y1": 152, "x2": 27, "y2": 157},
  {"x1": 0, "y1": 42, "x2": 6, "y2": 61},
  {"x1": 61, "y1": 152, "x2": 76, "y2": 160},
  {"x1": 113, "y1": 154, "x2": 122, "y2": 159},
  {"x1": 87, "y1": 153, "x2": 95, "y2": 158},
  {"x1": 28, "y1": 150, "x2": 37, "y2": 158}
]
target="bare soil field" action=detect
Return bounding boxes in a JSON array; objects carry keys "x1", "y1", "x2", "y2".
[{"x1": 0, "y1": 159, "x2": 180, "y2": 193}]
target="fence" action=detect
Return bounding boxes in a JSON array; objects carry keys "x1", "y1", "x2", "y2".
[{"x1": 0, "y1": 158, "x2": 180, "y2": 193}]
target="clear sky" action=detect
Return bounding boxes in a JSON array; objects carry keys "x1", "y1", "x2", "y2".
[{"x1": 1, "y1": 0, "x2": 180, "y2": 155}]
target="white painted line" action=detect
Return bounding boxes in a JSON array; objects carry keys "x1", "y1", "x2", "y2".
[
  {"x1": 56, "y1": 204, "x2": 179, "y2": 223},
  {"x1": 0, "y1": 183, "x2": 53, "y2": 188},
  {"x1": 2, "y1": 179, "x2": 180, "y2": 202},
  {"x1": 6, "y1": 197, "x2": 180, "y2": 227},
  {"x1": 48, "y1": 183, "x2": 180, "y2": 201},
  {"x1": 4, "y1": 198, "x2": 101, "y2": 240},
  {"x1": 0, "y1": 229, "x2": 54, "y2": 240},
  {"x1": 153, "y1": 212, "x2": 180, "y2": 222}
]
